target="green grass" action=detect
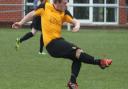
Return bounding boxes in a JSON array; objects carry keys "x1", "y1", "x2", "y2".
[{"x1": 0, "y1": 28, "x2": 128, "y2": 89}]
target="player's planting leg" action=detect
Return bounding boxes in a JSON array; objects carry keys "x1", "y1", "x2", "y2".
[
  {"x1": 67, "y1": 60, "x2": 81, "y2": 89},
  {"x1": 67, "y1": 81, "x2": 78, "y2": 89},
  {"x1": 70, "y1": 60, "x2": 81, "y2": 83}
]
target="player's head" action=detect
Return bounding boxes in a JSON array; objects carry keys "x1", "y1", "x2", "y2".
[
  {"x1": 53, "y1": 0, "x2": 68, "y2": 11},
  {"x1": 40, "y1": 0, "x2": 47, "y2": 3}
]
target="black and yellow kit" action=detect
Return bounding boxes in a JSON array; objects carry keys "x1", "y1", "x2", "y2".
[
  {"x1": 34, "y1": 2, "x2": 73, "y2": 46},
  {"x1": 31, "y1": 0, "x2": 49, "y2": 31},
  {"x1": 35, "y1": 2, "x2": 79, "y2": 59},
  {"x1": 34, "y1": 2, "x2": 101, "y2": 85}
]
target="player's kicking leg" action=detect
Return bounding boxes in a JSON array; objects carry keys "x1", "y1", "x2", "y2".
[{"x1": 99, "y1": 59, "x2": 112, "y2": 69}]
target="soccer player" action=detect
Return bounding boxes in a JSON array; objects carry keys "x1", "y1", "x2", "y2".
[
  {"x1": 15, "y1": 0, "x2": 48, "y2": 55},
  {"x1": 12, "y1": 0, "x2": 112, "y2": 89}
]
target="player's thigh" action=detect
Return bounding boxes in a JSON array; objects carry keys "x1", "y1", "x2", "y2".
[{"x1": 46, "y1": 38, "x2": 80, "y2": 60}]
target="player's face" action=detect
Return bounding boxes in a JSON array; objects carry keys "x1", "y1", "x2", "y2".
[{"x1": 59, "y1": 0, "x2": 68, "y2": 11}]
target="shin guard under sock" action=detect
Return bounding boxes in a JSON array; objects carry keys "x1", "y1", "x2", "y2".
[{"x1": 79, "y1": 53, "x2": 100, "y2": 65}]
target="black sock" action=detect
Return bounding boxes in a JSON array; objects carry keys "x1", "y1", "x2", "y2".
[
  {"x1": 39, "y1": 34, "x2": 44, "y2": 53},
  {"x1": 70, "y1": 60, "x2": 81, "y2": 83},
  {"x1": 20, "y1": 32, "x2": 34, "y2": 43},
  {"x1": 79, "y1": 53, "x2": 100, "y2": 65}
]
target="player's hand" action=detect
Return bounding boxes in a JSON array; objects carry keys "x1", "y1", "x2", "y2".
[
  {"x1": 12, "y1": 22, "x2": 22, "y2": 29},
  {"x1": 72, "y1": 27, "x2": 79, "y2": 32},
  {"x1": 71, "y1": 19, "x2": 80, "y2": 32}
]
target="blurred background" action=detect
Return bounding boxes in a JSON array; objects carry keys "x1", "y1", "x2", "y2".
[{"x1": 0, "y1": 0, "x2": 128, "y2": 28}]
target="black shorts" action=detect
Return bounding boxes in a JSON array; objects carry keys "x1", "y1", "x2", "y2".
[
  {"x1": 46, "y1": 38, "x2": 80, "y2": 60},
  {"x1": 31, "y1": 16, "x2": 41, "y2": 31}
]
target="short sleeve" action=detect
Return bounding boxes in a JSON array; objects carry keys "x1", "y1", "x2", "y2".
[
  {"x1": 34, "y1": 8, "x2": 44, "y2": 16},
  {"x1": 34, "y1": 3, "x2": 46, "y2": 16},
  {"x1": 63, "y1": 10, "x2": 73, "y2": 23}
]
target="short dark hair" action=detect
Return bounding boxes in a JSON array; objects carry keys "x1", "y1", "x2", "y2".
[
  {"x1": 53, "y1": 0, "x2": 62, "y2": 3},
  {"x1": 40, "y1": 0, "x2": 44, "y2": 2}
]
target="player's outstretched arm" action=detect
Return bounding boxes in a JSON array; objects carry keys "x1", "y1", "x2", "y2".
[
  {"x1": 71, "y1": 19, "x2": 80, "y2": 32},
  {"x1": 12, "y1": 11, "x2": 35, "y2": 29}
]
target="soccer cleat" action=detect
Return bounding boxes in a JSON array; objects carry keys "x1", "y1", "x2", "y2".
[
  {"x1": 67, "y1": 81, "x2": 78, "y2": 89},
  {"x1": 38, "y1": 51, "x2": 46, "y2": 55},
  {"x1": 99, "y1": 59, "x2": 112, "y2": 69},
  {"x1": 15, "y1": 38, "x2": 20, "y2": 51}
]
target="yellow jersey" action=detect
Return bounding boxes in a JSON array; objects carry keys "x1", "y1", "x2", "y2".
[{"x1": 35, "y1": 2, "x2": 73, "y2": 46}]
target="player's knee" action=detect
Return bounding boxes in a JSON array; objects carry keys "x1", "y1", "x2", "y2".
[
  {"x1": 31, "y1": 28, "x2": 37, "y2": 35},
  {"x1": 75, "y1": 49, "x2": 83, "y2": 59}
]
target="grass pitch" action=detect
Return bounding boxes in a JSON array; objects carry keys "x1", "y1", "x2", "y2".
[{"x1": 0, "y1": 28, "x2": 128, "y2": 89}]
